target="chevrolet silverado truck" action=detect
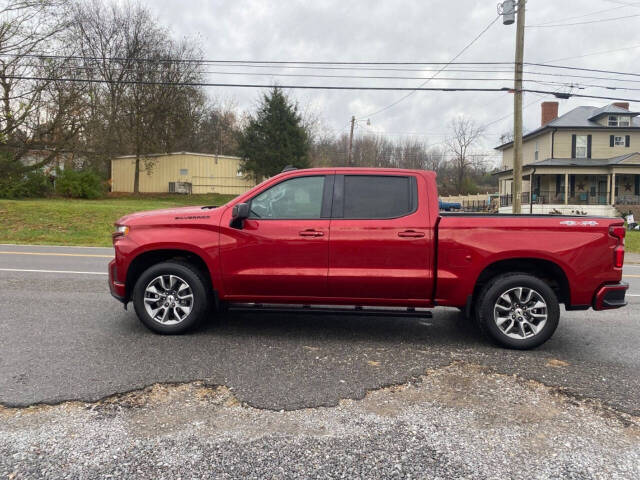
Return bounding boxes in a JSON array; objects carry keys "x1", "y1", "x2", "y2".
[{"x1": 109, "y1": 167, "x2": 628, "y2": 349}]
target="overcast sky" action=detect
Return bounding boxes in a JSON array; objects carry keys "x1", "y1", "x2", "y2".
[{"x1": 151, "y1": 0, "x2": 640, "y2": 158}]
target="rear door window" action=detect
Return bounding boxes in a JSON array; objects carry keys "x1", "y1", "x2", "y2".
[{"x1": 335, "y1": 175, "x2": 417, "y2": 219}]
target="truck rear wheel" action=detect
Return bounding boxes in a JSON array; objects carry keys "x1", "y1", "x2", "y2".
[
  {"x1": 132, "y1": 261, "x2": 210, "y2": 334},
  {"x1": 475, "y1": 273, "x2": 559, "y2": 349}
]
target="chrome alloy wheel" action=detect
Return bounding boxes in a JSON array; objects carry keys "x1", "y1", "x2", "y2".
[
  {"x1": 493, "y1": 287, "x2": 548, "y2": 340},
  {"x1": 143, "y1": 275, "x2": 194, "y2": 325}
]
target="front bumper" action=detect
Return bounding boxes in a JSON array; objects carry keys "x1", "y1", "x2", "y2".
[
  {"x1": 108, "y1": 259, "x2": 127, "y2": 303},
  {"x1": 593, "y1": 282, "x2": 628, "y2": 310}
]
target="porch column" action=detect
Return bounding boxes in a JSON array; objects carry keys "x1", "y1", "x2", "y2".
[
  {"x1": 564, "y1": 172, "x2": 569, "y2": 205},
  {"x1": 529, "y1": 171, "x2": 535, "y2": 212},
  {"x1": 611, "y1": 172, "x2": 616, "y2": 206},
  {"x1": 608, "y1": 174, "x2": 612, "y2": 205}
]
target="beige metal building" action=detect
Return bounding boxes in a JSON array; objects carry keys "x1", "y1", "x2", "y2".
[{"x1": 111, "y1": 152, "x2": 256, "y2": 195}]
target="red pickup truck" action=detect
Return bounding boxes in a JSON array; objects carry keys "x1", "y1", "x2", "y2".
[{"x1": 109, "y1": 167, "x2": 628, "y2": 349}]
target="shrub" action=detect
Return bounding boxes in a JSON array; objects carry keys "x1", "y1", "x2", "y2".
[
  {"x1": 55, "y1": 169, "x2": 105, "y2": 199},
  {"x1": 0, "y1": 171, "x2": 54, "y2": 198}
]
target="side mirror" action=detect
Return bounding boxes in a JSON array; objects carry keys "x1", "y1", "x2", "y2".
[{"x1": 230, "y1": 202, "x2": 250, "y2": 229}]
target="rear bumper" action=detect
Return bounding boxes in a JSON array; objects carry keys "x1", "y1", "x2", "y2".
[
  {"x1": 593, "y1": 282, "x2": 628, "y2": 310},
  {"x1": 108, "y1": 259, "x2": 127, "y2": 303}
]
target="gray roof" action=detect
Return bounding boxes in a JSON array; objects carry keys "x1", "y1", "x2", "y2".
[
  {"x1": 495, "y1": 153, "x2": 640, "y2": 174},
  {"x1": 528, "y1": 154, "x2": 640, "y2": 167},
  {"x1": 495, "y1": 104, "x2": 640, "y2": 150},
  {"x1": 588, "y1": 104, "x2": 640, "y2": 121}
]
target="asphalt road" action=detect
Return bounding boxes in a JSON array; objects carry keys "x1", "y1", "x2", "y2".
[{"x1": 1, "y1": 243, "x2": 639, "y2": 416}]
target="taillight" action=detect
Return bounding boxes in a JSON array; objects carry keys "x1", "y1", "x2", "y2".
[
  {"x1": 614, "y1": 247, "x2": 625, "y2": 268},
  {"x1": 610, "y1": 225, "x2": 625, "y2": 268},
  {"x1": 610, "y1": 225, "x2": 626, "y2": 241}
]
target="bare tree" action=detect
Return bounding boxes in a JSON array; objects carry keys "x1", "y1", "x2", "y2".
[
  {"x1": 446, "y1": 116, "x2": 485, "y2": 194},
  {"x1": 71, "y1": 0, "x2": 204, "y2": 192},
  {"x1": 0, "y1": 0, "x2": 82, "y2": 173},
  {"x1": 186, "y1": 98, "x2": 241, "y2": 156},
  {"x1": 499, "y1": 130, "x2": 514, "y2": 144}
]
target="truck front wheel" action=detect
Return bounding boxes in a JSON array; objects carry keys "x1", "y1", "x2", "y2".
[
  {"x1": 132, "y1": 261, "x2": 210, "y2": 334},
  {"x1": 475, "y1": 273, "x2": 560, "y2": 349}
]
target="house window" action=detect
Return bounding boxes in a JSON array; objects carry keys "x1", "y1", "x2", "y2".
[
  {"x1": 614, "y1": 136, "x2": 625, "y2": 146},
  {"x1": 179, "y1": 168, "x2": 188, "y2": 175},
  {"x1": 534, "y1": 140, "x2": 539, "y2": 161},
  {"x1": 608, "y1": 115, "x2": 618, "y2": 126},
  {"x1": 575, "y1": 135, "x2": 587, "y2": 158},
  {"x1": 619, "y1": 116, "x2": 630, "y2": 127}
]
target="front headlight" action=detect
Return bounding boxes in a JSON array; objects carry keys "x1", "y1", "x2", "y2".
[{"x1": 113, "y1": 225, "x2": 129, "y2": 238}]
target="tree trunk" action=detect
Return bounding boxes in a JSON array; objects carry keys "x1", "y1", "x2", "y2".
[
  {"x1": 133, "y1": 154, "x2": 140, "y2": 194},
  {"x1": 457, "y1": 161, "x2": 465, "y2": 194},
  {"x1": 133, "y1": 110, "x2": 141, "y2": 194}
]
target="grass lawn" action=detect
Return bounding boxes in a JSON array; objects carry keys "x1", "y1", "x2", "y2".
[
  {"x1": 0, "y1": 193, "x2": 236, "y2": 247},
  {"x1": 3, "y1": 194, "x2": 640, "y2": 252},
  {"x1": 627, "y1": 230, "x2": 640, "y2": 254}
]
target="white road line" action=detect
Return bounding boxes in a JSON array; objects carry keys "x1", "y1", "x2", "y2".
[
  {"x1": 0, "y1": 243, "x2": 113, "y2": 250},
  {"x1": 0, "y1": 251, "x2": 113, "y2": 258},
  {"x1": 0, "y1": 268, "x2": 107, "y2": 275}
]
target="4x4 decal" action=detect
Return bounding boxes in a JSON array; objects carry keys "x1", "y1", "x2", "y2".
[{"x1": 559, "y1": 220, "x2": 599, "y2": 226}]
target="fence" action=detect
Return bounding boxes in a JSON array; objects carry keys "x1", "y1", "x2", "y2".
[
  {"x1": 440, "y1": 193, "x2": 498, "y2": 212},
  {"x1": 500, "y1": 190, "x2": 615, "y2": 207}
]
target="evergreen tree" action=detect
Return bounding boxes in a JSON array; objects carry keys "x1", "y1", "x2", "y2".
[{"x1": 238, "y1": 88, "x2": 310, "y2": 181}]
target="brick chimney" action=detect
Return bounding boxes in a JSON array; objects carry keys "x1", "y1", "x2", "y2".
[
  {"x1": 541, "y1": 101, "x2": 559, "y2": 126},
  {"x1": 613, "y1": 102, "x2": 629, "y2": 110}
]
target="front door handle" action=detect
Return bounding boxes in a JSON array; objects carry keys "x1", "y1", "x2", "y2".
[
  {"x1": 398, "y1": 230, "x2": 425, "y2": 238},
  {"x1": 299, "y1": 229, "x2": 324, "y2": 237}
]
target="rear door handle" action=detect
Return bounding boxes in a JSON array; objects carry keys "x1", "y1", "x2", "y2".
[
  {"x1": 398, "y1": 230, "x2": 425, "y2": 238},
  {"x1": 299, "y1": 229, "x2": 324, "y2": 237}
]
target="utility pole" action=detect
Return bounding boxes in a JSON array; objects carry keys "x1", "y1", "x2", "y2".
[
  {"x1": 512, "y1": 0, "x2": 526, "y2": 214},
  {"x1": 347, "y1": 115, "x2": 355, "y2": 166}
]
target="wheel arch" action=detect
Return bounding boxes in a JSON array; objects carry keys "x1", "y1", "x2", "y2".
[
  {"x1": 125, "y1": 249, "x2": 213, "y2": 302},
  {"x1": 471, "y1": 257, "x2": 571, "y2": 311}
]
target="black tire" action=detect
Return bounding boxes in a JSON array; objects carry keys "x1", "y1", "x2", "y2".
[
  {"x1": 475, "y1": 273, "x2": 560, "y2": 350},
  {"x1": 132, "y1": 261, "x2": 211, "y2": 334}
]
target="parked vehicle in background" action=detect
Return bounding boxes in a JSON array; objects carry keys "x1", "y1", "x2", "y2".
[
  {"x1": 438, "y1": 199, "x2": 462, "y2": 211},
  {"x1": 109, "y1": 168, "x2": 628, "y2": 349}
]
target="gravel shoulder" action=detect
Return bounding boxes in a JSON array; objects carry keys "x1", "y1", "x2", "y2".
[{"x1": 2, "y1": 363, "x2": 638, "y2": 480}]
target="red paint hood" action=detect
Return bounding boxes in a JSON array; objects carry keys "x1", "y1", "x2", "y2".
[{"x1": 116, "y1": 205, "x2": 223, "y2": 226}]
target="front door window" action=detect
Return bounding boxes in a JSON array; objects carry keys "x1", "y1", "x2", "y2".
[{"x1": 250, "y1": 176, "x2": 325, "y2": 219}]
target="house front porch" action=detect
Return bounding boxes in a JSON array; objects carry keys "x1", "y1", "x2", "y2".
[{"x1": 498, "y1": 170, "x2": 640, "y2": 216}]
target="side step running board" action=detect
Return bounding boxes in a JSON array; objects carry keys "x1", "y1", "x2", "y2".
[{"x1": 227, "y1": 304, "x2": 433, "y2": 318}]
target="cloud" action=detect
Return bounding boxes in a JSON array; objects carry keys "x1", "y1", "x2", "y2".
[{"x1": 152, "y1": 0, "x2": 640, "y2": 151}]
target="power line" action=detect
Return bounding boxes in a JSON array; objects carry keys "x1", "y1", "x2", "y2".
[
  {"x1": 10, "y1": 74, "x2": 640, "y2": 103},
  {"x1": 41, "y1": 62, "x2": 640, "y2": 90},
  {"x1": 358, "y1": 14, "x2": 501, "y2": 119},
  {"x1": 14, "y1": 60, "x2": 640, "y2": 86},
  {"x1": 0, "y1": 64, "x2": 522, "y2": 82},
  {"x1": 602, "y1": 0, "x2": 640, "y2": 8},
  {"x1": 540, "y1": 44, "x2": 640, "y2": 63},
  {"x1": 8, "y1": 55, "x2": 640, "y2": 80},
  {"x1": 528, "y1": 3, "x2": 634, "y2": 26},
  {"x1": 481, "y1": 87, "x2": 567, "y2": 130},
  {"x1": 15, "y1": 55, "x2": 640, "y2": 86},
  {"x1": 1, "y1": 53, "x2": 516, "y2": 67},
  {"x1": 526, "y1": 62, "x2": 640, "y2": 78},
  {"x1": 527, "y1": 12, "x2": 640, "y2": 27},
  {"x1": 2, "y1": 74, "x2": 510, "y2": 92}
]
